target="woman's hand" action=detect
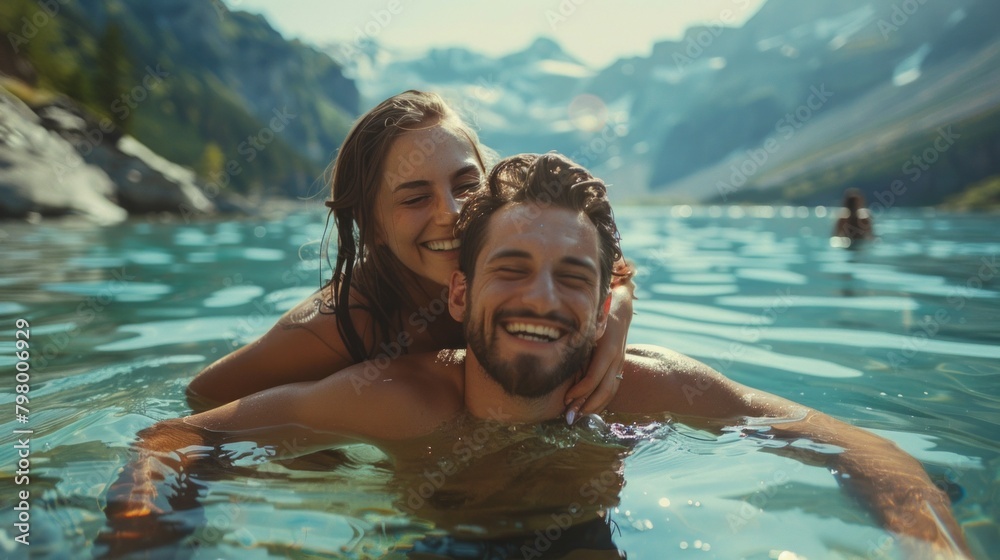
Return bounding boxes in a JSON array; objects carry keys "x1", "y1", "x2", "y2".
[{"x1": 564, "y1": 270, "x2": 635, "y2": 422}]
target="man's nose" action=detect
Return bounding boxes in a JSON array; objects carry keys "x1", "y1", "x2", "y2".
[
  {"x1": 434, "y1": 192, "x2": 461, "y2": 226},
  {"x1": 520, "y1": 270, "x2": 559, "y2": 313}
]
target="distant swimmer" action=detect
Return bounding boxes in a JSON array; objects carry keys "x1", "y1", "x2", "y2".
[{"x1": 832, "y1": 188, "x2": 875, "y2": 248}]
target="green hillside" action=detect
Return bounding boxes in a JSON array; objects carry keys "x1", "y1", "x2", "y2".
[{"x1": 0, "y1": 0, "x2": 358, "y2": 197}]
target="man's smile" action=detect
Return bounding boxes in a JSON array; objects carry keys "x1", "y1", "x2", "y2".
[
  {"x1": 502, "y1": 321, "x2": 563, "y2": 342},
  {"x1": 495, "y1": 309, "x2": 577, "y2": 346}
]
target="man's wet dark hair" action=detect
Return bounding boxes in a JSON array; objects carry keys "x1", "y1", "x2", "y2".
[{"x1": 455, "y1": 152, "x2": 623, "y2": 300}]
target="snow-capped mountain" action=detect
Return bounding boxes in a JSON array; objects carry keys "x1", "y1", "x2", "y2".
[{"x1": 330, "y1": 0, "x2": 1000, "y2": 206}]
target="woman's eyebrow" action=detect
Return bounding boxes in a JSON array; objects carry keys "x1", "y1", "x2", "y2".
[
  {"x1": 392, "y1": 180, "x2": 430, "y2": 193},
  {"x1": 392, "y1": 165, "x2": 480, "y2": 193}
]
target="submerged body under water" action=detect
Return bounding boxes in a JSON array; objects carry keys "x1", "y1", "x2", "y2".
[{"x1": 0, "y1": 206, "x2": 997, "y2": 558}]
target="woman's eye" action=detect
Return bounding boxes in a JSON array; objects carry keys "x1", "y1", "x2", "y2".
[
  {"x1": 454, "y1": 182, "x2": 481, "y2": 198},
  {"x1": 401, "y1": 195, "x2": 429, "y2": 206}
]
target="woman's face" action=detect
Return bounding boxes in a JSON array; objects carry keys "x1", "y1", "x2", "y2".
[{"x1": 375, "y1": 122, "x2": 483, "y2": 289}]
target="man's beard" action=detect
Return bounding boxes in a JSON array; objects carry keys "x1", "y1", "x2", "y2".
[{"x1": 465, "y1": 308, "x2": 596, "y2": 399}]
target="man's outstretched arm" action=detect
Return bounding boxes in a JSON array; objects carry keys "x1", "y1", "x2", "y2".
[
  {"x1": 101, "y1": 379, "x2": 359, "y2": 553},
  {"x1": 102, "y1": 359, "x2": 458, "y2": 552},
  {"x1": 613, "y1": 345, "x2": 970, "y2": 558}
]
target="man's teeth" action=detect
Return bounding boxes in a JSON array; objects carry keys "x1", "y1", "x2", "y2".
[
  {"x1": 425, "y1": 239, "x2": 461, "y2": 251},
  {"x1": 505, "y1": 322, "x2": 560, "y2": 342}
]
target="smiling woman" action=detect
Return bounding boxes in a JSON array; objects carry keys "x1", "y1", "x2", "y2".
[{"x1": 185, "y1": 91, "x2": 490, "y2": 403}]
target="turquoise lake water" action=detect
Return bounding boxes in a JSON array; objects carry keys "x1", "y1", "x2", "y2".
[{"x1": 0, "y1": 206, "x2": 998, "y2": 558}]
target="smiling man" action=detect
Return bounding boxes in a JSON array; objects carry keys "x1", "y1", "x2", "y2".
[{"x1": 104, "y1": 153, "x2": 970, "y2": 558}]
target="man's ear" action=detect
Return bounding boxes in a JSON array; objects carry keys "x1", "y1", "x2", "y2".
[
  {"x1": 594, "y1": 293, "x2": 612, "y2": 339},
  {"x1": 448, "y1": 270, "x2": 468, "y2": 322}
]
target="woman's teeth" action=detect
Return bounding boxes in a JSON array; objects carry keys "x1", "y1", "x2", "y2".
[
  {"x1": 504, "y1": 322, "x2": 560, "y2": 342},
  {"x1": 425, "y1": 239, "x2": 461, "y2": 251}
]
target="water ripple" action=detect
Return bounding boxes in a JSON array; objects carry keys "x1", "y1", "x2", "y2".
[
  {"x1": 97, "y1": 317, "x2": 277, "y2": 351},
  {"x1": 204, "y1": 285, "x2": 266, "y2": 308},
  {"x1": 40, "y1": 281, "x2": 172, "y2": 302}
]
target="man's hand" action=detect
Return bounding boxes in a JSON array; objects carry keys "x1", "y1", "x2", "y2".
[
  {"x1": 771, "y1": 414, "x2": 971, "y2": 559},
  {"x1": 611, "y1": 347, "x2": 971, "y2": 557},
  {"x1": 99, "y1": 421, "x2": 207, "y2": 556}
]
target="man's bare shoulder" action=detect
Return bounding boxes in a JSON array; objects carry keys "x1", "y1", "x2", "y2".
[
  {"x1": 608, "y1": 345, "x2": 793, "y2": 420},
  {"x1": 348, "y1": 349, "x2": 466, "y2": 387},
  {"x1": 607, "y1": 344, "x2": 727, "y2": 415},
  {"x1": 620, "y1": 344, "x2": 715, "y2": 380}
]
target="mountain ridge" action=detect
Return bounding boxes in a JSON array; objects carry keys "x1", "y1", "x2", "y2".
[{"x1": 341, "y1": 0, "x2": 1000, "y2": 208}]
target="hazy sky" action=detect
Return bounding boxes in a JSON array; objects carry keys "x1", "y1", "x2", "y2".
[{"x1": 229, "y1": 0, "x2": 768, "y2": 68}]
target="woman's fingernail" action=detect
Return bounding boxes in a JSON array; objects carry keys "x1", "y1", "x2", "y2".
[{"x1": 566, "y1": 409, "x2": 577, "y2": 425}]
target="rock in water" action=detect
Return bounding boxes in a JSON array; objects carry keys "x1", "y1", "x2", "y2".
[
  {"x1": 35, "y1": 99, "x2": 216, "y2": 216},
  {"x1": 0, "y1": 90, "x2": 127, "y2": 223}
]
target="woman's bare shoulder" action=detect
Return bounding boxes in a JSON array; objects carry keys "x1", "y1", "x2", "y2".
[{"x1": 277, "y1": 287, "x2": 375, "y2": 348}]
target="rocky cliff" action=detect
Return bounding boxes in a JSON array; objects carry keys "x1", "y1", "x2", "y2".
[
  {"x1": 0, "y1": 0, "x2": 361, "y2": 221},
  {"x1": 0, "y1": 84, "x2": 216, "y2": 222}
]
